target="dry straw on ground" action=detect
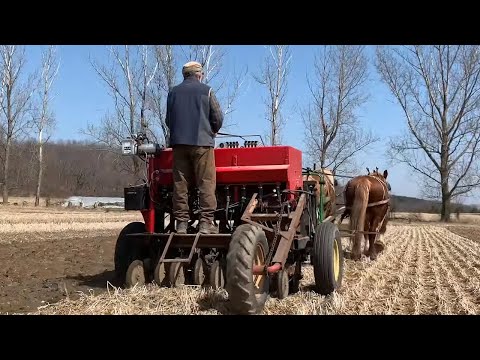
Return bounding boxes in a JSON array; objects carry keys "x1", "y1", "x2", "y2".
[
  {"x1": 34, "y1": 225, "x2": 480, "y2": 315},
  {"x1": 391, "y1": 212, "x2": 480, "y2": 224},
  {"x1": 0, "y1": 208, "x2": 143, "y2": 238}
]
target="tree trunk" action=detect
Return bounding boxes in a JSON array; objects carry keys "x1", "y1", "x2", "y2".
[
  {"x1": 440, "y1": 176, "x2": 451, "y2": 222},
  {"x1": 271, "y1": 113, "x2": 276, "y2": 146},
  {"x1": 320, "y1": 148, "x2": 326, "y2": 169},
  {"x1": 2, "y1": 139, "x2": 11, "y2": 204},
  {"x1": 35, "y1": 130, "x2": 43, "y2": 207}
]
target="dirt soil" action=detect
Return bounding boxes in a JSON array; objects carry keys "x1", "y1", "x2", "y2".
[
  {"x1": 0, "y1": 233, "x2": 118, "y2": 314},
  {"x1": 446, "y1": 225, "x2": 480, "y2": 243},
  {"x1": 2, "y1": 222, "x2": 480, "y2": 314}
]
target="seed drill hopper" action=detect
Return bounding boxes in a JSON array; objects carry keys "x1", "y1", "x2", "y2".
[{"x1": 116, "y1": 133, "x2": 344, "y2": 314}]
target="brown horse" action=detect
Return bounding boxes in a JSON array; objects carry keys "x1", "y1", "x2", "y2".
[
  {"x1": 340, "y1": 168, "x2": 391, "y2": 261},
  {"x1": 302, "y1": 168, "x2": 336, "y2": 218}
]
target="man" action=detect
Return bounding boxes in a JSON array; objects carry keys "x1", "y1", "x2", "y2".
[{"x1": 165, "y1": 61, "x2": 224, "y2": 234}]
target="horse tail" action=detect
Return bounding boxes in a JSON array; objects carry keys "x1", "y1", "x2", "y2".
[
  {"x1": 340, "y1": 181, "x2": 351, "y2": 223},
  {"x1": 350, "y1": 180, "x2": 370, "y2": 250}
]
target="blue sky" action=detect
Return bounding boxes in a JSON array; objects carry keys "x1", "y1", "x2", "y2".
[{"x1": 20, "y1": 45, "x2": 480, "y2": 204}]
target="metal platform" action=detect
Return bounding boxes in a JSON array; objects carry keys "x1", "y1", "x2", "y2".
[{"x1": 126, "y1": 232, "x2": 232, "y2": 249}]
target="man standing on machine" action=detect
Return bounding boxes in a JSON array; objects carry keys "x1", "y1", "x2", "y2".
[{"x1": 165, "y1": 61, "x2": 224, "y2": 234}]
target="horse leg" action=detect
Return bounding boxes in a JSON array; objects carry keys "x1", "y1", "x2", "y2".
[
  {"x1": 363, "y1": 213, "x2": 371, "y2": 256},
  {"x1": 363, "y1": 237, "x2": 369, "y2": 255},
  {"x1": 340, "y1": 209, "x2": 350, "y2": 223},
  {"x1": 364, "y1": 237, "x2": 371, "y2": 256},
  {"x1": 352, "y1": 234, "x2": 363, "y2": 261},
  {"x1": 368, "y1": 217, "x2": 380, "y2": 260},
  {"x1": 351, "y1": 216, "x2": 363, "y2": 261},
  {"x1": 368, "y1": 233, "x2": 377, "y2": 260},
  {"x1": 347, "y1": 180, "x2": 369, "y2": 261}
]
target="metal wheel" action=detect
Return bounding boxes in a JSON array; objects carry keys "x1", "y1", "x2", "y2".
[
  {"x1": 154, "y1": 261, "x2": 170, "y2": 287},
  {"x1": 225, "y1": 224, "x2": 270, "y2": 315},
  {"x1": 168, "y1": 261, "x2": 186, "y2": 287},
  {"x1": 209, "y1": 260, "x2": 225, "y2": 290},
  {"x1": 276, "y1": 269, "x2": 289, "y2": 299},
  {"x1": 125, "y1": 259, "x2": 145, "y2": 288},
  {"x1": 333, "y1": 240, "x2": 340, "y2": 280},
  {"x1": 192, "y1": 257, "x2": 207, "y2": 286},
  {"x1": 253, "y1": 244, "x2": 267, "y2": 301},
  {"x1": 289, "y1": 261, "x2": 301, "y2": 294}
]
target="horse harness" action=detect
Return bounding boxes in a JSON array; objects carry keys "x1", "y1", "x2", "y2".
[
  {"x1": 343, "y1": 174, "x2": 391, "y2": 236},
  {"x1": 366, "y1": 175, "x2": 390, "y2": 208},
  {"x1": 367, "y1": 175, "x2": 391, "y2": 235},
  {"x1": 343, "y1": 175, "x2": 390, "y2": 209}
]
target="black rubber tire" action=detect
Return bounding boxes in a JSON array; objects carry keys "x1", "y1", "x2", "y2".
[
  {"x1": 312, "y1": 221, "x2": 344, "y2": 295},
  {"x1": 114, "y1": 222, "x2": 146, "y2": 282},
  {"x1": 226, "y1": 224, "x2": 270, "y2": 315}
]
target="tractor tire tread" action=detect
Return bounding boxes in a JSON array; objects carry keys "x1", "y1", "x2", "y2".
[
  {"x1": 226, "y1": 224, "x2": 269, "y2": 315},
  {"x1": 114, "y1": 221, "x2": 146, "y2": 282},
  {"x1": 312, "y1": 221, "x2": 344, "y2": 295}
]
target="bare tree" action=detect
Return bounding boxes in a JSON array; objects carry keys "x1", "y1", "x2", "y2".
[
  {"x1": 376, "y1": 45, "x2": 480, "y2": 222},
  {"x1": 148, "y1": 45, "x2": 177, "y2": 146},
  {"x1": 254, "y1": 45, "x2": 292, "y2": 145},
  {"x1": 137, "y1": 45, "x2": 158, "y2": 134},
  {"x1": 182, "y1": 45, "x2": 248, "y2": 128},
  {"x1": 84, "y1": 45, "x2": 158, "y2": 177},
  {"x1": 0, "y1": 45, "x2": 36, "y2": 204},
  {"x1": 183, "y1": 45, "x2": 225, "y2": 85},
  {"x1": 33, "y1": 45, "x2": 59, "y2": 206},
  {"x1": 302, "y1": 45, "x2": 377, "y2": 174}
]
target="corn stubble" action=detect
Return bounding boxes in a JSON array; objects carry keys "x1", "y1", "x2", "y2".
[
  {"x1": 0, "y1": 210, "x2": 143, "y2": 240},
  {"x1": 36, "y1": 225, "x2": 480, "y2": 315}
]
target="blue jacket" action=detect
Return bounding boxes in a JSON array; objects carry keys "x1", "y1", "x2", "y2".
[{"x1": 165, "y1": 76, "x2": 224, "y2": 147}]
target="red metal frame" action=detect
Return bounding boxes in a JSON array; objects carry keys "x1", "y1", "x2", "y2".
[
  {"x1": 151, "y1": 146, "x2": 302, "y2": 187},
  {"x1": 141, "y1": 159, "x2": 156, "y2": 233},
  {"x1": 142, "y1": 145, "x2": 303, "y2": 233}
]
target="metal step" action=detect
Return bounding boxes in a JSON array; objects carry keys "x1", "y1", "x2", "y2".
[{"x1": 158, "y1": 232, "x2": 201, "y2": 264}]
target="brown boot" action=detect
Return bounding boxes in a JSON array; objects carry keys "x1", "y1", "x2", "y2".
[
  {"x1": 176, "y1": 221, "x2": 188, "y2": 234},
  {"x1": 199, "y1": 221, "x2": 219, "y2": 234}
]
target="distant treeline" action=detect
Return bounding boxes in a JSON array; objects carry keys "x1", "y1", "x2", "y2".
[
  {"x1": 0, "y1": 139, "x2": 135, "y2": 198},
  {"x1": 390, "y1": 195, "x2": 480, "y2": 214},
  {"x1": 334, "y1": 186, "x2": 479, "y2": 214},
  {"x1": 2, "y1": 139, "x2": 479, "y2": 213}
]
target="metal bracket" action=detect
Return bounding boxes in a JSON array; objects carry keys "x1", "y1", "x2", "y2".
[{"x1": 158, "y1": 232, "x2": 201, "y2": 264}]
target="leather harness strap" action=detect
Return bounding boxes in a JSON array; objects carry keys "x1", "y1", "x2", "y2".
[
  {"x1": 367, "y1": 198, "x2": 390, "y2": 207},
  {"x1": 344, "y1": 175, "x2": 390, "y2": 210}
]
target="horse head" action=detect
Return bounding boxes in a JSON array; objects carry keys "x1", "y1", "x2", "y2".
[{"x1": 370, "y1": 168, "x2": 391, "y2": 191}]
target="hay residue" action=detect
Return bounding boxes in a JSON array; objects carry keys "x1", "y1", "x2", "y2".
[
  {"x1": 35, "y1": 270, "x2": 336, "y2": 315},
  {"x1": 34, "y1": 226, "x2": 480, "y2": 315}
]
